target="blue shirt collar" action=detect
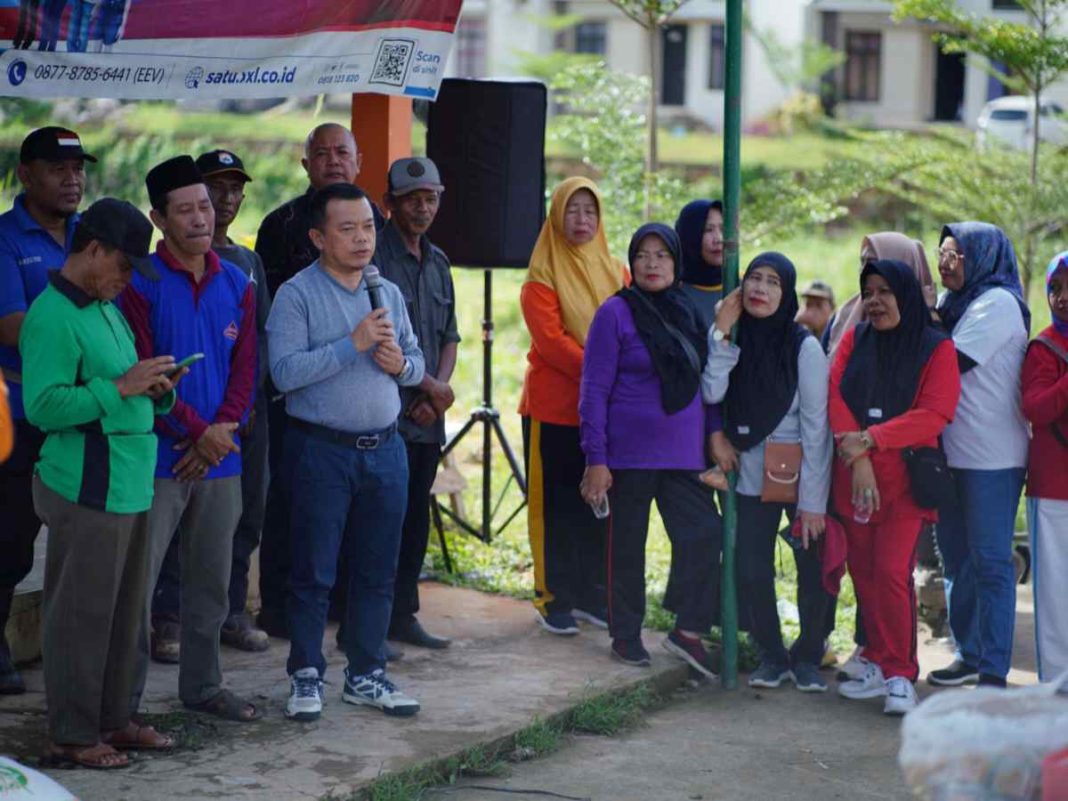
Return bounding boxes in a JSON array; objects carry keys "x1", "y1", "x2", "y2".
[{"x1": 12, "y1": 193, "x2": 80, "y2": 242}]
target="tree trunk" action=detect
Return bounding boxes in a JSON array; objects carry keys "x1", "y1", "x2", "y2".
[{"x1": 646, "y1": 18, "x2": 660, "y2": 220}]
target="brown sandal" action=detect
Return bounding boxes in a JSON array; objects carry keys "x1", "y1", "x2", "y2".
[
  {"x1": 47, "y1": 742, "x2": 130, "y2": 770},
  {"x1": 186, "y1": 689, "x2": 260, "y2": 722},
  {"x1": 102, "y1": 722, "x2": 175, "y2": 751}
]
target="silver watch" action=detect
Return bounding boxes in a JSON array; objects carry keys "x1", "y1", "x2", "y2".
[{"x1": 712, "y1": 328, "x2": 727, "y2": 343}]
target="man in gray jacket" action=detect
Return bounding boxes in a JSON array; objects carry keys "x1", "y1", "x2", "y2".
[{"x1": 266, "y1": 183, "x2": 424, "y2": 723}]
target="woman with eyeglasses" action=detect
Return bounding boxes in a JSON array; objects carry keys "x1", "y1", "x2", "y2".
[
  {"x1": 927, "y1": 222, "x2": 1030, "y2": 690},
  {"x1": 702, "y1": 252, "x2": 832, "y2": 693},
  {"x1": 579, "y1": 223, "x2": 721, "y2": 673},
  {"x1": 1021, "y1": 250, "x2": 1068, "y2": 682},
  {"x1": 829, "y1": 260, "x2": 960, "y2": 714}
]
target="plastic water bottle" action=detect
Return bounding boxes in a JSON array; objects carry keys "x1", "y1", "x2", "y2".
[
  {"x1": 853, "y1": 502, "x2": 871, "y2": 525},
  {"x1": 590, "y1": 495, "x2": 610, "y2": 520}
]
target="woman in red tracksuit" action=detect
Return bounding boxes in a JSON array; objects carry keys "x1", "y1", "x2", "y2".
[{"x1": 829, "y1": 259, "x2": 960, "y2": 715}]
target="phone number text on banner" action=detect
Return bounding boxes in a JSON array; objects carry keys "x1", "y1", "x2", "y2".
[{"x1": 0, "y1": 0, "x2": 461, "y2": 100}]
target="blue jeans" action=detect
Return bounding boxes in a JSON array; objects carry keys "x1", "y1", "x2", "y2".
[
  {"x1": 936, "y1": 467, "x2": 1024, "y2": 679},
  {"x1": 285, "y1": 425, "x2": 408, "y2": 678}
]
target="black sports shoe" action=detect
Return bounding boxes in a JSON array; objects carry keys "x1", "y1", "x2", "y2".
[
  {"x1": 390, "y1": 617, "x2": 450, "y2": 649},
  {"x1": 927, "y1": 659, "x2": 980, "y2": 687},
  {"x1": 611, "y1": 638, "x2": 651, "y2": 667}
]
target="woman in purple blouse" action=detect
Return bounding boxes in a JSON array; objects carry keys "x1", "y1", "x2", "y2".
[{"x1": 579, "y1": 222, "x2": 722, "y2": 676}]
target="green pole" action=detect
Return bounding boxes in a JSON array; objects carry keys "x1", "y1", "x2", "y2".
[{"x1": 720, "y1": 0, "x2": 743, "y2": 691}]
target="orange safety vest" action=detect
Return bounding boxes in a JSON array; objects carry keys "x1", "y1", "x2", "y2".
[{"x1": 0, "y1": 371, "x2": 12, "y2": 464}]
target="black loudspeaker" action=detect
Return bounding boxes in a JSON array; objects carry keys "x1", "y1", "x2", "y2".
[{"x1": 426, "y1": 79, "x2": 547, "y2": 268}]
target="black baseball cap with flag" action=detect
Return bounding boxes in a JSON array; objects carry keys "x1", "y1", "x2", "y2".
[
  {"x1": 195, "y1": 149, "x2": 253, "y2": 182},
  {"x1": 20, "y1": 126, "x2": 97, "y2": 164},
  {"x1": 78, "y1": 198, "x2": 159, "y2": 280}
]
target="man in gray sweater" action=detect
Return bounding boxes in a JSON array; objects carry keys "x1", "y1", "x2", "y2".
[{"x1": 266, "y1": 183, "x2": 424, "y2": 722}]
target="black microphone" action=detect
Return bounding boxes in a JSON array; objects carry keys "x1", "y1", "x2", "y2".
[{"x1": 364, "y1": 265, "x2": 384, "y2": 311}]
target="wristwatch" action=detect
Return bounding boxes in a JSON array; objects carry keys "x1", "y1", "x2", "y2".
[
  {"x1": 860, "y1": 430, "x2": 874, "y2": 451},
  {"x1": 712, "y1": 327, "x2": 728, "y2": 343}
]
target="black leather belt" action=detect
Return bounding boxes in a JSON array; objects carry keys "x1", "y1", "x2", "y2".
[{"x1": 290, "y1": 418, "x2": 396, "y2": 450}]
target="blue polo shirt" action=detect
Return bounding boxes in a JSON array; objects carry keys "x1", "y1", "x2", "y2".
[
  {"x1": 0, "y1": 194, "x2": 79, "y2": 418},
  {"x1": 120, "y1": 245, "x2": 256, "y2": 481}
]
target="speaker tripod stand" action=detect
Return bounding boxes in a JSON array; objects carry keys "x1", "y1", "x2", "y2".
[{"x1": 433, "y1": 269, "x2": 527, "y2": 548}]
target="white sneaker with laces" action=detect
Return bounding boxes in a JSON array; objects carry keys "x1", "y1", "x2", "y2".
[
  {"x1": 836, "y1": 646, "x2": 868, "y2": 682},
  {"x1": 837, "y1": 660, "x2": 887, "y2": 700},
  {"x1": 343, "y1": 668, "x2": 420, "y2": 717},
  {"x1": 883, "y1": 676, "x2": 919, "y2": 716},
  {"x1": 285, "y1": 667, "x2": 324, "y2": 721}
]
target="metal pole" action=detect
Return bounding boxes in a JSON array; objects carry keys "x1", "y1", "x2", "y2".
[{"x1": 720, "y1": 0, "x2": 743, "y2": 691}]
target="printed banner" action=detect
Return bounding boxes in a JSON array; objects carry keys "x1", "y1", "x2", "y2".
[{"x1": 0, "y1": 0, "x2": 462, "y2": 99}]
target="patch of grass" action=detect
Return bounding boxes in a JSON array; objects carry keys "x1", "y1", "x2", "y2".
[
  {"x1": 513, "y1": 717, "x2": 564, "y2": 759},
  {"x1": 568, "y1": 682, "x2": 659, "y2": 737},
  {"x1": 137, "y1": 710, "x2": 220, "y2": 752},
  {"x1": 367, "y1": 774, "x2": 428, "y2": 801},
  {"x1": 448, "y1": 745, "x2": 508, "y2": 779}
]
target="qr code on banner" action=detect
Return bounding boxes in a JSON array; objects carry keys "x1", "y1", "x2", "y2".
[{"x1": 370, "y1": 39, "x2": 415, "y2": 87}]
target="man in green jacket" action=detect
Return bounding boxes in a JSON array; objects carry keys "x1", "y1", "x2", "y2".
[{"x1": 20, "y1": 198, "x2": 186, "y2": 770}]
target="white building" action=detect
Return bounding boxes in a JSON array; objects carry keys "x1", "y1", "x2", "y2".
[{"x1": 447, "y1": 0, "x2": 1068, "y2": 130}]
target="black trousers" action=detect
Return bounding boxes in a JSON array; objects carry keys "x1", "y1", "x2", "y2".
[
  {"x1": 0, "y1": 419, "x2": 46, "y2": 648},
  {"x1": 522, "y1": 418, "x2": 606, "y2": 617},
  {"x1": 736, "y1": 493, "x2": 828, "y2": 667},
  {"x1": 257, "y1": 393, "x2": 292, "y2": 629},
  {"x1": 391, "y1": 440, "x2": 441, "y2": 625},
  {"x1": 152, "y1": 393, "x2": 270, "y2": 620},
  {"x1": 608, "y1": 469, "x2": 721, "y2": 642}
]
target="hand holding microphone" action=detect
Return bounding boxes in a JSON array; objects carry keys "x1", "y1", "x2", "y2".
[{"x1": 351, "y1": 266, "x2": 395, "y2": 352}]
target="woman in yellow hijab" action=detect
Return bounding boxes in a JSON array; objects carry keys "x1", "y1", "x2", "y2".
[{"x1": 519, "y1": 176, "x2": 628, "y2": 635}]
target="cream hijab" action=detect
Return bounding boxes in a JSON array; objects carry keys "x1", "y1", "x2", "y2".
[
  {"x1": 826, "y1": 232, "x2": 937, "y2": 356},
  {"x1": 526, "y1": 177, "x2": 627, "y2": 346}
]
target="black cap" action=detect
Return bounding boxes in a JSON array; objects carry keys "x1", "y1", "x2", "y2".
[
  {"x1": 20, "y1": 126, "x2": 97, "y2": 164},
  {"x1": 78, "y1": 198, "x2": 159, "y2": 280},
  {"x1": 146, "y1": 155, "x2": 204, "y2": 203},
  {"x1": 195, "y1": 149, "x2": 253, "y2": 182}
]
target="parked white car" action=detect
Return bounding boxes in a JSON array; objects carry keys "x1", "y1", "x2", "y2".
[{"x1": 976, "y1": 95, "x2": 1068, "y2": 150}]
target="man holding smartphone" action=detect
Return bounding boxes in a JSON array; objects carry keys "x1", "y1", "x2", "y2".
[{"x1": 120, "y1": 155, "x2": 259, "y2": 722}]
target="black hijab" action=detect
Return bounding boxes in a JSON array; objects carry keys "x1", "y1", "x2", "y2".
[
  {"x1": 674, "y1": 199, "x2": 724, "y2": 287},
  {"x1": 617, "y1": 223, "x2": 709, "y2": 415},
  {"x1": 724, "y1": 252, "x2": 810, "y2": 452},
  {"x1": 840, "y1": 259, "x2": 949, "y2": 428}
]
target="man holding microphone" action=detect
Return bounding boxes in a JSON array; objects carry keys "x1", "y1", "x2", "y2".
[{"x1": 266, "y1": 183, "x2": 424, "y2": 722}]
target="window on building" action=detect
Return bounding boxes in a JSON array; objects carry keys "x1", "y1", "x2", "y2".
[
  {"x1": 708, "y1": 23, "x2": 725, "y2": 90},
  {"x1": 844, "y1": 31, "x2": 881, "y2": 102},
  {"x1": 454, "y1": 17, "x2": 486, "y2": 77},
  {"x1": 574, "y1": 21, "x2": 607, "y2": 55}
]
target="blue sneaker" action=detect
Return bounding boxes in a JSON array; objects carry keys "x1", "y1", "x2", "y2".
[
  {"x1": 285, "y1": 667, "x2": 324, "y2": 721},
  {"x1": 343, "y1": 668, "x2": 420, "y2": 717},
  {"x1": 791, "y1": 662, "x2": 828, "y2": 693},
  {"x1": 748, "y1": 659, "x2": 791, "y2": 689},
  {"x1": 537, "y1": 611, "x2": 580, "y2": 635}
]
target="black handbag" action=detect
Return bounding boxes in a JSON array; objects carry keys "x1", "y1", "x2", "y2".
[{"x1": 902, "y1": 445, "x2": 955, "y2": 510}]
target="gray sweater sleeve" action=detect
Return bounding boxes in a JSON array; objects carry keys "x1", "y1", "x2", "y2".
[
  {"x1": 387, "y1": 283, "x2": 426, "y2": 388},
  {"x1": 266, "y1": 283, "x2": 356, "y2": 394},
  {"x1": 796, "y1": 336, "x2": 832, "y2": 515},
  {"x1": 701, "y1": 337, "x2": 740, "y2": 404}
]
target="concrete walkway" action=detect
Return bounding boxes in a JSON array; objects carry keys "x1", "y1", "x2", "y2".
[
  {"x1": 0, "y1": 584, "x2": 686, "y2": 801},
  {"x1": 0, "y1": 582, "x2": 1039, "y2": 801}
]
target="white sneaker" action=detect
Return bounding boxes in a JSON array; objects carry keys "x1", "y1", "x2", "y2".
[
  {"x1": 285, "y1": 667, "x2": 324, "y2": 721},
  {"x1": 883, "y1": 677, "x2": 919, "y2": 716},
  {"x1": 836, "y1": 646, "x2": 868, "y2": 682},
  {"x1": 343, "y1": 668, "x2": 420, "y2": 717},
  {"x1": 837, "y1": 660, "x2": 887, "y2": 700}
]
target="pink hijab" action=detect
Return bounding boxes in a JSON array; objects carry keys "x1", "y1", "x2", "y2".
[{"x1": 825, "y1": 232, "x2": 937, "y2": 356}]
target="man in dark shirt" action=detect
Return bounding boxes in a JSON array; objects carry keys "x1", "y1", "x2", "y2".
[
  {"x1": 149, "y1": 149, "x2": 273, "y2": 660},
  {"x1": 376, "y1": 158, "x2": 460, "y2": 650},
  {"x1": 253, "y1": 123, "x2": 382, "y2": 639},
  {"x1": 0, "y1": 126, "x2": 94, "y2": 694}
]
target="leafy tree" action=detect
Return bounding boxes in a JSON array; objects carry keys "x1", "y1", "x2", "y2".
[
  {"x1": 893, "y1": 0, "x2": 1068, "y2": 292},
  {"x1": 605, "y1": 1, "x2": 690, "y2": 216}
]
